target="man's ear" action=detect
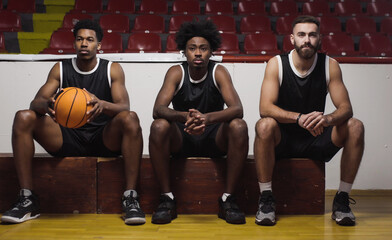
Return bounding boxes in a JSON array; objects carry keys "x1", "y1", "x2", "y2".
[{"x1": 97, "y1": 42, "x2": 102, "y2": 51}]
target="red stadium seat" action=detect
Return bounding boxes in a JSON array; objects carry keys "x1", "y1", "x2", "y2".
[
  {"x1": 205, "y1": 0, "x2": 234, "y2": 15},
  {"x1": 138, "y1": 0, "x2": 167, "y2": 14},
  {"x1": 99, "y1": 32, "x2": 123, "y2": 53},
  {"x1": 207, "y1": 15, "x2": 236, "y2": 33},
  {"x1": 165, "y1": 34, "x2": 178, "y2": 53},
  {"x1": 321, "y1": 33, "x2": 360, "y2": 56},
  {"x1": 345, "y1": 17, "x2": 377, "y2": 36},
  {"x1": 214, "y1": 33, "x2": 240, "y2": 55},
  {"x1": 380, "y1": 17, "x2": 392, "y2": 36},
  {"x1": 243, "y1": 33, "x2": 280, "y2": 55},
  {"x1": 132, "y1": 15, "x2": 165, "y2": 33},
  {"x1": 333, "y1": 1, "x2": 363, "y2": 17},
  {"x1": 301, "y1": 1, "x2": 331, "y2": 16},
  {"x1": 6, "y1": 0, "x2": 35, "y2": 13},
  {"x1": 240, "y1": 15, "x2": 272, "y2": 34},
  {"x1": 275, "y1": 15, "x2": 298, "y2": 35},
  {"x1": 237, "y1": 0, "x2": 266, "y2": 15},
  {"x1": 169, "y1": 15, "x2": 197, "y2": 34},
  {"x1": 0, "y1": 11, "x2": 21, "y2": 32},
  {"x1": 171, "y1": 0, "x2": 200, "y2": 15},
  {"x1": 269, "y1": 0, "x2": 298, "y2": 16},
  {"x1": 366, "y1": 1, "x2": 392, "y2": 17},
  {"x1": 359, "y1": 33, "x2": 392, "y2": 57},
  {"x1": 70, "y1": 0, "x2": 102, "y2": 13},
  {"x1": 40, "y1": 31, "x2": 75, "y2": 54},
  {"x1": 125, "y1": 33, "x2": 162, "y2": 53},
  {"x1": 318, "y1": 16, "x2": 342, "y2": 35},
  {"x1": 104, "y1": 0, "x2": 135, "y2": 14},
  {"x1": 99, "y1": 14, "x2": 130, "y2": 33},
  {"x1": 60, "y1": 13, "x2": 93, "y2": 31},
  {"x1": 0, "y1": 32, "x2": 6, "y2": 53},
  {"x1": 282, "y1": 34, "x2": 294, "y2": 53}
]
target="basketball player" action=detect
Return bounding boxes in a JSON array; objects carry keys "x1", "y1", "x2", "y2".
[
  {"x1": 253, "y1": 15, "x2": 364, "y2": 226},
  {"x1": 1, "y1": 20, "x2": 145, "y2": 225},
  {"x1": 149, "y1": 20, "x2": 248, "y2": 224}
]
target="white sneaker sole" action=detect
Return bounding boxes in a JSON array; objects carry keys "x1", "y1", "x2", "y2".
[
  {"x1": 1, "y1": 213, "x2": 40, "y2": 224},
  {"x1": 124, "y1": 217, "x2": 146, "y2": 225}
]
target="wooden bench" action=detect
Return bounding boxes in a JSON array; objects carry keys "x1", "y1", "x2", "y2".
[{"x1": 0, "y1": 154, "x2": 325, "y2": 215}]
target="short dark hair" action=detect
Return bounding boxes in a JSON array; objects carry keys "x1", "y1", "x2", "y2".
[
  {"x1": 292, "y1": 15, "x2": 320, "y2": 31},
  {"x1": 175, "y1": 20, "x2": 221, "y2": 52},
  {"x1": 73, "y1": 19, "x2": 103, "y2": 42}
]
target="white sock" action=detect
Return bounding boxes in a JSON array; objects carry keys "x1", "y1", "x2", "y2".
[
  {"x1": 338, "y1": 181, "x2": 353, "y2": 194},
  {"x1": 163, "y1": 192, "x2": 174, "y2": 200},
  {"x1": 20, "y1": 189, "x2": 32, "y2": 197},
  {"x1": 123, "y1": 189, "x2": 137, "y2": 198},
  {"x1": 258, "y1": 181, "x2": 272, "y2": 193},
  {"x1": 221, "y1": 193, "x2": 231, "y2": 202}
]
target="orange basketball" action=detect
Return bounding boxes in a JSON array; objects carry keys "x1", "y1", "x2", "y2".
[{"x1": 54, "y1": 87, "x2": 92, "y2": 128}]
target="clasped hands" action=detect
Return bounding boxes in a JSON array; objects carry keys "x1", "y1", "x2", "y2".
[{"x1": 185, "y1": 109, "x2": 207, "y2": 136}]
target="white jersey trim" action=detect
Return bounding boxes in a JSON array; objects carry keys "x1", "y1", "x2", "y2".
[
  {"x1": 107, "y1": 61, "x2": 112, "y2": 88},
  {"x1": 59, "y1": 61, "x2": 63, "y2": 89},
  {"x1": 212, "y1": 63, "x2": 221, "y2": 93},
  {"x1": 71, "y1": 57, "x2": 100, "y2": 75},
  {"x1": 288, "y1": 50, "x2": 318, "y2": 78},
  {"x1": 325, "y1": 55, "x2": 330, "y2": 93},
  {"x1": 174, "y1": 64, "x2": 184, "y2": 95},
  {"x1": 277, "y1": 55, "x2": 283, "y2": 86}
]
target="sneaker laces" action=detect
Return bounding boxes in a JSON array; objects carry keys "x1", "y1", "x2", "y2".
[
  {"x1": 123, "y1": 196, "x2": 140, "y2": 209},
  {"x1": 12, "y1": 196, "x2": 32, "y2": 210},
  {"x1": 259, "y1": 193, "x2": 275, "y2": 213},
  {"x1": 157, "y1": 195, "x2": 174, "y2": 209},
  {"x1": 336, "y1": 193, "x2": 356, "y2": 213},
  {"x1": 224, "y1": 195, "x2": 240, "y2": 210}
]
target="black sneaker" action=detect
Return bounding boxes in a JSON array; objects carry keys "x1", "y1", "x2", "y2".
[
  {"x1": 151, "y1": 194, "x2": 177, "y2": 224},
  {"x1": 218, "y1": 195, "x2": 246, "y2": 224},
  {"x1": 1, "y1": 189, "x2": 40, "y2": 224},
  {"x1": 122, "y1": 191, "x2": 146, "y2": 225},
  {"x1": 255, "y1": 190, "x2": 276, "y2": 226},
  {"x1": 332, "y1": 191, "x2": 356, "y2": 226}
]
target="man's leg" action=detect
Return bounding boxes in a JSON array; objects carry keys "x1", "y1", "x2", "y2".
[
  {"x1": 1, "y1": 110, "x2": 62, "y2": 224},
  {"x1": 215, "y1": 118, "x2": 248, "y2": 224},
  {"x1": 253, "y1": 117, "x2": 281, "y2": 226},
  {"x1": 331, "y1": 118, "x2": 365, "y2": 226},
  {"x1": 149, "y1": 119, "x2": 182, "y2": 224},
  {"x1": 103, "y1": 110, "x2": 145, "y2": 225}
]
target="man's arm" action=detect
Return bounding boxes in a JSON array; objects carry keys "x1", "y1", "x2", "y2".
[
  {"x1": 87, "y1": 62, "x2": 130, "y2": 121},
  {"x1": 30, "y1": 62, "x2": 61, "y2": 116},
  {"x1": 202, "y1": 64, "x2": 243, "y2": 125},
  {"x1": 152, "y1": 65, "x2": 188, "y2": 122},
  {"x1": 259, "y1": 57, "x2": 299, "y2": 123}
]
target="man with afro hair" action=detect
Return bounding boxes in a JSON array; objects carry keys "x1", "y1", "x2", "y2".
[{"x1": 149, "y1": 20, "x2": 249, "y2": 224}]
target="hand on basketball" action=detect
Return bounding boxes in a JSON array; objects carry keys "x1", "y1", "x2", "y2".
[
  {"x1": 84, "y1": 88, "x2": 103, "y2": 122},
  {"x1": 298, "y1": 111, "x2": 328, "y2": 137},
  {"x1": 185, "y1": 109, "x2": 206, "y2": 135},
  {"x1": 47, "y1": 93, "x2": 56, "y2": 119}
]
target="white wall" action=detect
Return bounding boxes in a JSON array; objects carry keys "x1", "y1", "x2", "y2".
[{"x1": 0, "y1": 60, "x2": 391, "y2": 190}]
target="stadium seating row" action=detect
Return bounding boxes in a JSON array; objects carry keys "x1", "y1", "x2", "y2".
[
  {"x1": 2, "y1": 0, "x2": 392, "y2": 17},
  {"x1": 2, "y1": 10, "x2": 392, "y2": 37},
  {"x1": 39, "y1": 30, "x2": 392, "y2": 57}
]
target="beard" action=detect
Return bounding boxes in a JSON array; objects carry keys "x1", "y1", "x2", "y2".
[{"x1": 294, "y1": 41, "x2": 320, "y2": 59}]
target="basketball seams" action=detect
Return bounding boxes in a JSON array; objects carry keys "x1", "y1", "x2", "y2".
[
  {"x1": 65, "y1": 88, "x2": 79, "y2": 128},
  {"x1": 73, "y1": 90, "x2": 90, "y2": 128}
]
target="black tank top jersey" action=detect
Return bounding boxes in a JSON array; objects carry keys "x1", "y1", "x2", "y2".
[
  {"x1": 60, "y1": 58, "x2": 113, "y2": 130},
  {"x1": 277, "y1": 52, "x2": 329, "y2": 132},
  {"x1": 172, "y1": 61, "x2": 224, "y2": 113}
]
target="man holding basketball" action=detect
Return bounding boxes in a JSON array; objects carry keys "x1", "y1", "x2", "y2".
[
  {"x1": 253, "y1": 15, "x2": 364, "y2": 226},
  {"x1": 149, "y1": 20, "x2": 248, "y2": 224},
  {"x1": 1, "y1": 20, "x2": 145, "y2": 225}
]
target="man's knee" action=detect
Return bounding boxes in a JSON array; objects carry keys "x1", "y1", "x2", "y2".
[
  {"x1": 255, "y1": 117, "x2": 278, "y2": 139},
  {"x1": 150, "y1": 119, "x2": 171, "y2": 139},
  {"x1": 228, "y1": 118, "x2": 248, "y2": 137},
  {"x1": 347, "y1": 118, "x2": 365, "y2": 140},
  {"x1": 116, "y1": 111, "x2": 141, "y2": 133},
  {"x1": 13, "y1": 110, "x2": 37, "y2": 130}
]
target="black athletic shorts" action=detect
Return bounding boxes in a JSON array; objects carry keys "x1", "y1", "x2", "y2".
[
  {"x1": 47, "y1": 125, "x2": 121, "y2": 157},
  {"x1": 173, "y1": 122, "x2": 227, "y2": 158},
  {"x1": 275, "y1": 125, "x2": 341, "y2": 162}
]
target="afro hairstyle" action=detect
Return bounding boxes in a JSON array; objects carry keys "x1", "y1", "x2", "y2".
[{"x1": 73, "y1": 19, "x2": 104, "y2": 42}]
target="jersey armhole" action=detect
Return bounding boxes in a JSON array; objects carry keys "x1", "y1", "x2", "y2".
[
  {"x1": 276, "y1": 55, "x2": 283, "y2": 86},
  {"x1": 212, "y1": 63, "x2": 221, "y2": 93},
  {"x1": 59, "y1": 61, "x2": 63, "y2": 90},
  {"x1": 174, "y1": 64, "x2": 184, "y2": 96},
  {"x1": 325, "y1": 56, "x2": 330, "y2": 93},
  {"x1": 107, "y1": 61, "x2": 113, "y2": 88}
]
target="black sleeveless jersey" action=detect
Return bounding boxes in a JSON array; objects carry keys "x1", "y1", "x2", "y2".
[
  {"x1": 60, "y1": 58, "x2": 113, "y2": 130},
  {"x1": 172, "y1": 61, "x2": 224, "y2": 113},
  {"x1": 278, "y1": 52, "x2": 328, "y2": 132}
]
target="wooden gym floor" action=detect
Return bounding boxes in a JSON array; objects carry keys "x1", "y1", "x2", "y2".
[{"x1": 1, "y1": 190, "x2": 391, "y2": 240}]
